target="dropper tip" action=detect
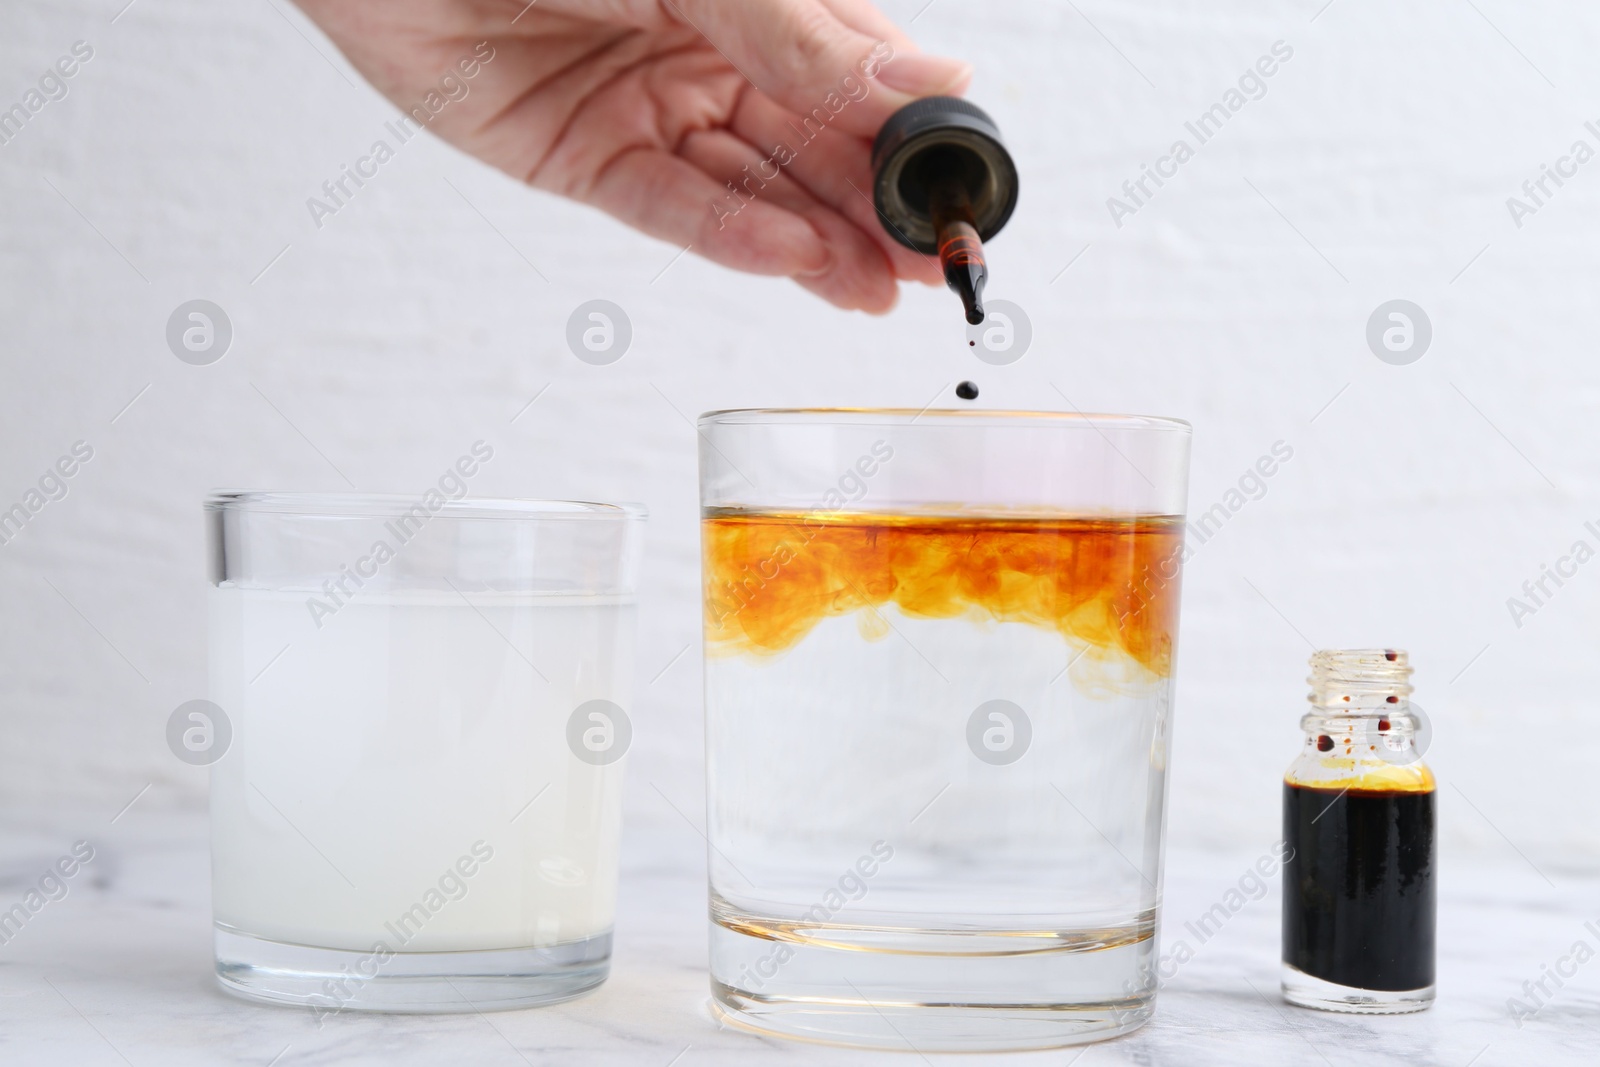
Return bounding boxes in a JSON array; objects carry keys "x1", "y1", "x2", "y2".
[{"x1": 965, "y1": 305, "x2": 985, "y2": 326}]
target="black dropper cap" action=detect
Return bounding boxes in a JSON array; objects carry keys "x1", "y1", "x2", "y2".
[{"x1": 870, "y1": 97, "x2": 1019, "y2": 256}]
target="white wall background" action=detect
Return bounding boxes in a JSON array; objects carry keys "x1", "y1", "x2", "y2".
[{"x1": 1, "y1": 0, "x2": 1596, "y2": 873}]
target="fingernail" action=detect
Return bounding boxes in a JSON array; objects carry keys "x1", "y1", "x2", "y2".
[
  {"x1": 796, "y1": 241, "x2": 838, "y2": 278},
  {"x1": 875, "y1": 52, "x2": 973, "y2": 96},
  {"x1": 796, "y1": 226, "x2": 834, "y2": 278}
]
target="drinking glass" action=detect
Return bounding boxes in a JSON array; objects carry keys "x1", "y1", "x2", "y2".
[
  {"x1": 697, "y1": 409, "x2": 1191, "y2": 1051},
  {"x1": 204, "y1": 490, "x2": 644, "y2": 1015}
]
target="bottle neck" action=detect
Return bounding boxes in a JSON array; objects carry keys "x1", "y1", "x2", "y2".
[
  {"x1": 1299, "y1": 706, "x2": 1421, "y2": 740},
  {"x1": 1307, "y1": 648, "x2": 1412, "y2": 713},
  {"x1": 1291, "y1": 648, "x2": 1432, "y2": 788}
]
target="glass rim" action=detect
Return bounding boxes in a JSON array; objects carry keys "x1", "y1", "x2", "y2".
[
  {"x1": 696, "y1": 407, "x2": 1191, "y2": 432},
  {"x1": 204, "y1": 490, "x2": 648, "y2": 522}
]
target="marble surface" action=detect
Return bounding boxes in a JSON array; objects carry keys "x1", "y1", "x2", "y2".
[{"x1": 0, "y1": 806, "x2": 1593, "y2": 1067}]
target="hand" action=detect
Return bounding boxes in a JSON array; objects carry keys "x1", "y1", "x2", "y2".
[{"x1": 294, "y1": 0, "x2": 973, "y2": 312}]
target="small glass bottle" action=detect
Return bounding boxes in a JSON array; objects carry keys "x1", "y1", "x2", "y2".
[{"x1": 1281, "y1": 649, "x2": 1436, "y2": 1013}]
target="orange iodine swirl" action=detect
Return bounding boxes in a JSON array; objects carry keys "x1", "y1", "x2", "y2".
[{"x1": 702, "y1": 510, "x2": 1185, "y2": 677}]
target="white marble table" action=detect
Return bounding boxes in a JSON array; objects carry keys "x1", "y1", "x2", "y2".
[{"x1": 0, "y1": 807, "x2": 1590, "y2": 1066}]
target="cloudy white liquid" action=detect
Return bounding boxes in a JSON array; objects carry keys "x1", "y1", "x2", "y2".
[{"x1": 209, "y1": 587, "x2": 633, "y2": 953}]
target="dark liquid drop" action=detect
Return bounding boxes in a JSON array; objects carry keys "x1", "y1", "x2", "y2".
[
  {"x1": 955, "y1": 381, "x2": 979, "y2": 400},
  {"x1": 1283, "y1": 783, "x2": 1435, "y2": 992}
]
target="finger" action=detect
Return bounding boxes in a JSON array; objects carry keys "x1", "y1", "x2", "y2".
[
  {"x1": 729, "y1": 89, "x2": 942, "y2": 285},
  {"x1": 583, "y1": 144, "x2": 833, "y2": 279},
  {"x1": 679, "y1": 127, "x2": 899, "y2": 313},
  {"x1": 671, "y1": 0, "x2": 970, "y2": 137},
  {"x1": 814, "y1": 0, "x2": 915, "y2": 51}
]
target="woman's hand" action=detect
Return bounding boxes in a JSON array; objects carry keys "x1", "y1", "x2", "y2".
[{"x1": 295, "y1": 0, "x2": 972, "y2": 311}]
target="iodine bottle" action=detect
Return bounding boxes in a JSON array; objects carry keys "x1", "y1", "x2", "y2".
[{"x1": 1282, "y1": 649, "x2": 1436, "y2": 1014}]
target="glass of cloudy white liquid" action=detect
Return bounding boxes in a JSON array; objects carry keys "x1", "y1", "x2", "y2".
[{"x1": 204, "y1": 489, "x2": 644, "y2": 1014}]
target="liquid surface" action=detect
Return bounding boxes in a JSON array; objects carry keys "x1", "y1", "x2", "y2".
[
  {"x1": 703, "y1": 511, "x2": 1183, "y2": 679},
  {"x1": 1282, "y1": 783, "x2": 1436, "y2": 992},
  {"x1": 1286, "y1": 759, "x2": 1435, "y2": 793}
]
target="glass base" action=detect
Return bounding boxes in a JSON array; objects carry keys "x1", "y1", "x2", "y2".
[
  {"x1": 708, "y1": 916, "x2": 1155, "y2": 1052},
  {"x1": 711, "y1": 990, "x2": 1152, "y2": 1052},
  {"x1": 215, "y1": 927, "x2": 611, "y2": 1016},
  {"x1": 1281, "y1": 963, "x2": 1434, "y2": 1014}
]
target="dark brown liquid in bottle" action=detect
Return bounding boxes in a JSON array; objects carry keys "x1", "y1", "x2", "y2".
[
  {"x1": 1282, "y1": 784, "x2": 1436, "y2": 991},
  {"x1": 929, "y1": 178, "x2": 987, "y2": 325}
]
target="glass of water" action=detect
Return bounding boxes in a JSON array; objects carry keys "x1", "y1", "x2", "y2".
[
  {"x1": 204, "y1": 488, "x2": 644, "y2": 1015},
  {"x1": 697, "y1": 409, "x2": 1191, "y2": 1052}
]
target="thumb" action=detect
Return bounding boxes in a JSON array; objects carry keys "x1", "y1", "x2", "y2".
[{"x1": 670, "y1": 0, "x2": 971, "y2": 137}]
